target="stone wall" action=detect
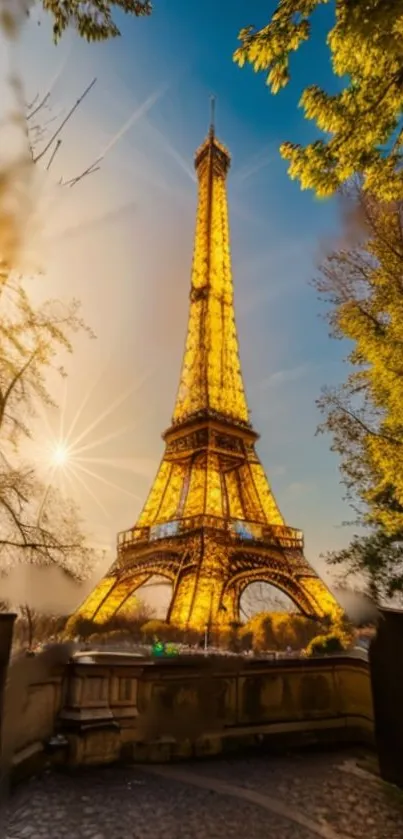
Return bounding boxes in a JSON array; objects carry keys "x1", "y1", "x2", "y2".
[
  {"x1": 3, "y1": 644, "x2": 72, "y2": 782},
  {"x1": 4, "y1": 652, "x2": 375, "y2": 777},
  {"x1": 59, "y1": 653, "x2": 374, "y2": 766}
]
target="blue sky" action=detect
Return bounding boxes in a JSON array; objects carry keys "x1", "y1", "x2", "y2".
[{"x1": 1, "y1": 1, "x2": 357, "y2": 608}]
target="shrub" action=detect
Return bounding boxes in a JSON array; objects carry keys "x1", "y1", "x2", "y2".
[
  {"x1": 217, "y1": 623, "x2": 243, "y2": 653},
  {"x1": 240, "y1": 613, "x2": 273, "y2": 652},
  {"x1": 239, "y1": 612, "x2": 323, "y2": 653},
  {"x1": 65, "y1": 602, "x2": 156, "y2": 641},
  {"x1": 140, "y1": 619, "x2": 178, "y2": 642},
  {"x1": 306, "y1": 632, "x2": 345, "y2": 657},
  {"x1": 100, "y1": 628, "x2": 132, "y2": 644},
  {"x1": 66, "y1": 617, "x2": 95, "y2": 639},
  {"x1": 238, "y1": 628, "x2": 253, "y2": 652},
  {"x1": 269, "y1": 614, "x2": 320, "y2": 650}
]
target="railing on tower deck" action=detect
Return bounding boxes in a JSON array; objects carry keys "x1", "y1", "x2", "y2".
[{"x1": 117, "y1": 515, "x2": 304, "y2": 551}]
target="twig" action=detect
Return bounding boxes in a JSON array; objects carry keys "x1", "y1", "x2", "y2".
[
  {"x1": 33, "y1": 78, "x2": 97, "y2": 165},
  {"x1": 46, "y1": 139, "x2": 62, "y2": 171},
  {"x1": 62, "y1": 159, "x2": 102, "y2": 188},
  {"x1": 27, "y1": 91, "x2": 50, "y2": 122}
]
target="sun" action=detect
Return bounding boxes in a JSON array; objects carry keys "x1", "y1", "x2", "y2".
[{"x1": 52, "y1": 442, "x2": 70, "y2": 467}]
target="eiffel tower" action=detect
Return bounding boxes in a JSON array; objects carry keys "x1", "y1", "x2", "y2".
[{"x1": 70, "y1": 109, "x2": 341, "y2": 632}]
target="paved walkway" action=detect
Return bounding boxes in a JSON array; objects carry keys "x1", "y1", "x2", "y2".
[{"x1": 3, "y1": 750, "x2": 403, "y2": 839}]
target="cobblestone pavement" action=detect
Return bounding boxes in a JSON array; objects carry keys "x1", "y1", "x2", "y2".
[{"x1": 3, "y1": 750, "x2": 403, "y2": 839}]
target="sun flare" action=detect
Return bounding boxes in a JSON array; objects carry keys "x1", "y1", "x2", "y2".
[
  {"x1": 31, "y1": 373, "x2": 151, "y2": 522},
  {"x1": 52, "y1": 442, "x2": 70, "y2": 467}
]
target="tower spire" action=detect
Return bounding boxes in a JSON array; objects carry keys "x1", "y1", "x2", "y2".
[
  {"x1": 171, "y1": 116, "x2": 249, "y2": 427},
  {"x1": 209, "y1": 94, "x2": 216, "y2": 138}
]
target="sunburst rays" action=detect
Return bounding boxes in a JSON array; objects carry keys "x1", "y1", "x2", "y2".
[{"x1": 28, "y1": 365, "x2": 156, "y2": 527}]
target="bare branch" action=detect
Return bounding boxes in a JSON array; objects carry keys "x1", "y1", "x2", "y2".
[
  {"x1": 46, "y1": 138, "x2": 62, "y2": 171},
  {"x1": 27, "y1": 91, "x2": 51, "y2": 122},
  {"x1": 33, "y1": 77, "x2": 97, "y2": 165}
]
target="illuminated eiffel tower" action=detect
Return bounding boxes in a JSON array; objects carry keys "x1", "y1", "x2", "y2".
[{"x1": 70, "y1": 107, "x2": 341, "y2": 632}]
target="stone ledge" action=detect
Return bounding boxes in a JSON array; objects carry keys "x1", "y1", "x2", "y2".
[
  {"x1": 126, "y1": 713, "x2": 374, "y2": 764},
  {"x1": 11, "y1": 742, "x2": 48, "y2": 785}
]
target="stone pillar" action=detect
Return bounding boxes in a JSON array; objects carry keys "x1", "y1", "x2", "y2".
[
  {"x1": 0, "y1": 614, "x2": 16, "y2": 765},
  {"x1": 369, "y1": 607, "x2": 403, "y2": 787}
]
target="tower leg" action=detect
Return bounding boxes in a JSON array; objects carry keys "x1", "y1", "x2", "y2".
[
  {"x1": 66, "y1": 572, "x2": 151, "y2": 634},
  {"x1": 298, "y1": 576, "x2": 343, "y2": 621},
  {"x1": 168, "y1": 538, "x2": 231, "y2": 630}
]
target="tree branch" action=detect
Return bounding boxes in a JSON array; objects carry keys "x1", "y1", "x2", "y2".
[{"x1": 33, "y1": 78, "x2": 97, "y2": 165}]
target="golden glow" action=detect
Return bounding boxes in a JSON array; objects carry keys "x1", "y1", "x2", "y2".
[
  {"x1": 302, "y1": 577, "x2": 344, "y2": 621},
  {"x1": 137, "y1": 459, "x2": 171, "y2": 526},
  {"x1": 172, "y1": 136, "x2": 249, "y2": 425},
  {"x1": 183, "y1": 455, "x2": 206, "y2": 517},
  {"x1": 205, "y1": 453, "x2": 223, "y2": 517},
  {"x1": 249, "y1": 462, "x2": 284, "y2": 526},
  {"x1": 52, "y1": 442, "x2": 70, "y2": 467},
  {"x1": 31, "y1": 373, "x2": 148, "y2": 532},
  {"x1": 158, "y1": 461, "x2": 186, "y2": 522},
  {"x1": 225, "y1": 469, "x2": 244, "y2": 519},
  {"x1": 68, "y1": 128, "x2": 342, "y2": 634}
]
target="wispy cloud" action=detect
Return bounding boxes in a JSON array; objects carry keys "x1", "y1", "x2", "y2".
[
  {"x1": 143, "y1": 114, "x2": 196, "y2": 183},
  {"x1": 258, "y1": 364, "x2": 314, "y2": 390},
  {"x1": 45, "y1": 40, "x2": 73, "y2": 98},
  {"x1": 270, "y1": 464, "x2": 286, "y2": 477},
  {"x1": 233, "y1": 144, "x2": 277, "y2": 187},
  {"x1": 230, "y1": 197, "x2": 269, "y2": 231},
  {"x1": 98, "y1": 85, "x2": 169, "y2": 161},
  {"x1": 236, "y1": 240, "x2": 308, "y2": 317},
  {"x1": 285, "y1": 481, "x2": 315, "y2": 496},
  {"x1": 81, "y1": 457, "x2": 158, "y2": 479},
  {"x1": 237, "y1": 276, "x2": 295, "y2": 319},
  {"x1": 47, "y1": 201, "x2": 138, "y2": 244}
]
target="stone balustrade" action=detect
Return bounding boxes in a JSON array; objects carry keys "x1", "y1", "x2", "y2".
[
  {"x1": 3, "y1": 650, "x2": 375, "y2": 779},
  {"x1": 58, "y1": 653, "x2": 374, "y2": 767}
]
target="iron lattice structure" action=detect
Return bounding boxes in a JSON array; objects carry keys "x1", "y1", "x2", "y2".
[{"x1": 70, "y1": 122, "x2": 342, "y2": 631}]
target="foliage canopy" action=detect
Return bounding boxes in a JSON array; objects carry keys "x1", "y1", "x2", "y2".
[
  {"x1": 326, "y1": 527, "x2": 403, "y2": 604},
  {"x1": 315, "y1": 182, "x2": 403, "y2": 596},
  {"x1": 315, "y1": 183, "x2": 403, "y2": 536},
  {"x1": 235, "y1": 1, "x2": 403, "y2": 200},
  {"x1": 41, "y1": 0, "x2": 152, "y2": 42},
  {"x1": 1, "y1": 1, "x2": 152, "y2": 43}
]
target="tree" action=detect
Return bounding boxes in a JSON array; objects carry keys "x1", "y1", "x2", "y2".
[
  {"x1": 326, "y1": 528, "x2": 403, "y2": 604},
  {"x1": 15, "y1": 605, "x2": 67, "y2": 650},
  {"x1": 0, "y1": 462, "x2": 96, "y2": 579},
  {"x1": 234, "y1": 1, "x2": 403, "y2": 200},
  {"x1": 0, "y1": 59, "x2": 100, "y2": 582},
  {"x1": 27, "y1": 78, "x2": 99, "y2": 180},
  {"x1": 314, "y1": 182, "x2": 403, "y2": 594},
  {"x1": 0, "y1": 277, "x2": 97, "y2": 577},
  {"x1": 0, "y1": 276, "x2": 97, "y2": 578},
  {"x1": 0, "y1": 277, "x2": 97, "y2": 576},
  {"x1": 18, "y1": 603, "x2": 35, "y2": 649},
  {"x1": 315, "y1": 182, "x2": 403, "y2": 534},
  {"x1": 0, "y1": 175, "x2": 96, "y2": 578},
  {"x1": 4, "y1": 1, "x2": 152, "y2": 43},
  {"x1": 44, "y1": 0, "x2": 152, "y2": 42}
]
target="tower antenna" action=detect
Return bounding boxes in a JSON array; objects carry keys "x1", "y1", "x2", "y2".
[{"x1": 209, "y1": 95, "x2": 216, "y2": 137}]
